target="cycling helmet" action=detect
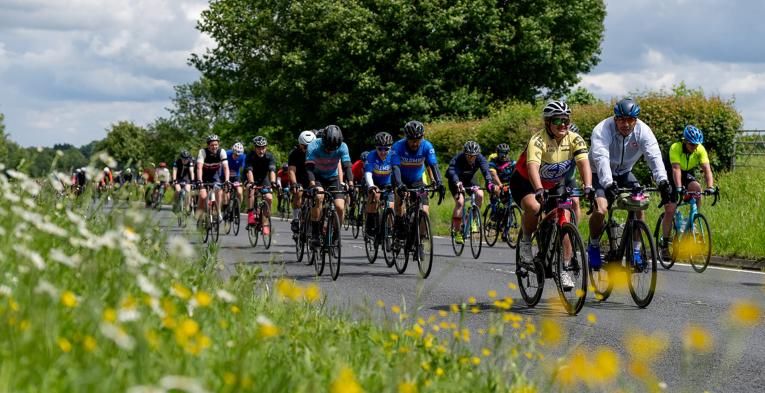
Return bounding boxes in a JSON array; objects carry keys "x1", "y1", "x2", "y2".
[
  {"x1": 360, "y1": 151, "x2": 370, "y2": 161},
  {"x1": 104, "y1": 167, "x2": 111, "y2": 173},
  {"x1": 374, "y1": 132, "x2": 394, "y2": 146},
  {"x1": 542, "y1": 100, "x2": 571, "y2": 119},
  {"x1": 403, "y1": 120, "x2": 425, "y2": 139},
  {"x1": 323, "y1": 125, "x2": 343, "y2": 150},
  {"x1": 314, "y1": 128, "x2": 326, "y2": 139},
  {"x1": 252, "y1": 136, "x2": 267, "y2": 147},
  {"x1": 298, "y1": 130, "x2": 316, "y2": 145},
  {"x1": 75, "y1": 168, "x2": 82, "y2": 174},
  {"x1": 569, "y1": 123, "x2": 580, "y2": 133},
  {"x1": 180, "y1": 150, "x2": 192, "y2": 160},
  {"x1": 614, "y1": 98, "x2": 641, "y2": 118},
  {"x1": 125, "y1": 168, "x2": 132, "y2": 174},
  {"x1": 206, "y1": 134, "x2": 220, "y2": 143},
  {"x1": 158, "y1": 162, "x2": 166, "y2": 168},
  {"x1": 683, "y1": 125, "x2": 704, "y2": 144},
  {"x1": 496, "y1": 143, "x2": 510, "y2": 154},
  {"x1": 232, "y1": 142, "x2": 244, "y2": 154},
  {"x1": 282, "y1": 163, "x2": 289, "y2": 170},
  {"x1": 463, "y1": 140, "x2": 481, "y2": 155}
]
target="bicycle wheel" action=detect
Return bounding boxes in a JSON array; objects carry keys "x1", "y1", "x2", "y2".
[
  {"x1": 653, "y1": 213, "x2": 676, "y2": 270},
  {"x1": 416, "y1": 213, "x2": 434, "y2": 279},
  {"x1": 516, "y1": 232, "x2": 544, "y2": 307},
  {"x1": 483, "y1": 205, "x2": 500, "y2": 247},
  {"x1": 589, "y1": 227, "x2": 614, "y2": 302},
  {"x1": 327, "y1": 210, "x2": 342, "y2": 280},
  {"x1": 506, "y1": 204, "x2": 522, "y2": 249},
  {"x1": 232, "y1": 201, "x2": 241, "y2": 236},
  {"x1": 469, "y1": 206, "x2": 483, "y2": 259},
  {"x1": 263, "y1": 215, "x2": 272, "y2": 249},
  {"x1": 450, "y1": 225, "x2": 465, "y2": 257},
  {"x1": 199, "y1": 215, "x2": 209, "y2": 244},
  {"x1": 248, "y1": 213, "x2": 260, "y2": 247},
  {"x1": 223, "y1": 203, "x2": 232, "y2": 235},
  {"x1": 312, "y1": 236, "x2": 323, "y2": 275},
  {"x1": 689, "y1": 213, "x2": 712, "y2": 273},
  {"x1": 364, "y1": 212, "x2": 378, "y2": 264},
  {"x1": 212, "y1": 208, "x2": 220, "y2": 243},
  {"x1": 627, "y1": 220, "x2": 658, "y2": 308},
  {"x1": 394, "y1": 218, "x2": 409, "y2": 274},
  {"x1": 382, "y1": 209, "x2": 396, "y2": 268},
  {"x1": 352, "y1": 203, "x2": 362, "y2": 239},
  {"x1": 298, "y1": 208, "x2": 310, "y2": 264},
  {"x1": 555, "y1": 223, "x2": 588, "y2": 315},
  {"x1": 343, "y1": 201, "x2": 352, "y2": 231}
]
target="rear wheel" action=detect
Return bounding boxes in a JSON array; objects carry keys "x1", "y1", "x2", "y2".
[
  {"x1": 689, "y1": 213, "x2": 712, "y2": 273},
  {"x1": 327, "y1": 210, "x2": 342, "y2": 280},
  {"x1": 232, "y1": 201, "x2": 241, "y2": 236},
  {"x1": 469, "y1": 206, "x2": 482, "y2": 259},
  {"x1": 223, "y1": 202, "x2": 232, "y2": 235},
  {"x1": 516, "y1": 232, "x2": 544, "y2": 307},
  {"x1": 555, "y1": 223, "x2": 588, "y2": 315},
  {"x1": 628, "y1": 220, "x2": 658, "y2": 308},
  {"x1": 483, "y1": 204, "x2": 500, "y2": 247},
  {"x1": 589, "y1": 224, "x2": 615, "y2": 302},
  {"x1": 364, "y1": 212, "x2": 378, "y2": 264},
  {"x1": 506, "y1": 204, "x2": 522, "y2": 249},
  {"x1": 416, "y1": 214, "x2": 434, "y2": 278},
  {"x1": 394, "y1": 217, "x2": 409, "y2": 274},
  {"x1": 450, "y1": 223, "x2": 465, "y2": 257},
  {"x1": 653, "y1": 213, "x2": 677, "y2": 270},
  {"x1": 262, "y1": 214, "x2": 272, "y2": 249}
]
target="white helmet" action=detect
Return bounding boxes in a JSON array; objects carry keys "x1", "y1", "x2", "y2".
[
  {"x1": 232, "y1": 142, "x2": 244, "y2": 154},
  {"x1": 104, "y1": 167, "x2": 111, "y2": 173},
  {"x1": 298, "y1": 130, "x2": 316, "y2": 145}
]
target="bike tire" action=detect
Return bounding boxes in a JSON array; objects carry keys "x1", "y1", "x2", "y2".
[
  {"x1": 555, "y1": 223, "x2": 588, "y2": 315},
  {"x1": 394, "y1": 217, "x2": 409, "y2": 274},
  {"x1": 298, "y1": 207, "x2": 310, "y2": 264},
  {"x1": 327, "y1": 210, "x2": 342, "y2": 280},
  {"x1": 417, "y1": 213, "x2": 434, "y2": 279},
  {"x1": 212, "y1": 209, "x2": 220, "y2": 243},
  {"x1": 232, "y1": 201, "x2": 241, "y2": 236},
  {"x1": 506, "y1": 204, "x2": 522, "y2": 249},
  {"x1": 450, "y1": 226, "x2": 465, "y2": 256},
  {"x1": 516, "y1": 232, "x2": 544, "y2": 307},
  {"x1": 351, "y1": 212, "x2": 361, "y2": 239},
  {"x1": 263, "y1": 215, "x2": 272, "y2": 250},
  {"x1": 200, "y1": 215, "x2": 209, "y2": 244},
  {"x1": 653, "y1": 212, "x2": 676, "y2": 270},
  {"x1": 248, "y1": 219, "x2": 259, "y2": 247},
  {"x1": 364, "y1": 212, "x2": 378, "y2": 264},
  {"x1": 469, "y1": 206, "x2": 482, "y2": 259},
  {"x1": 483, "y1": 204, "x2": 499, "y2": 247},
  {"x1": 223, "y1": 203, "x2": 232, "y2": 235},
  {"x1": 382, "y1": 209, "x2": 396, "y2": 268},
  {"x1": 627, "y1": 220, "x2": 658, "y2": 308},
  {"x1": 312, "y1": 240, "x2": 323, "y2": 276},
  {"x1": 689, "y1": 213, "x2": 712, "y2": 273}
]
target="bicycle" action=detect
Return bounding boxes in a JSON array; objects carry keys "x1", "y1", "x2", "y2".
[
  {"x1": 277, "y1": 186, "x2": 291, "y2": 221},
  {"x1": 516, "y1": 188, "x2": 588, "y2": 315},
  {"x1": 351, "y1": 184, "x2": 365, "y2": 239},
  {"x1": 484, "y1": 186, "x2": 522, "y2": 249},
  {"x1": 363, "y1": 185, "x2": 394, "y2": 264},
  {"x1": 450, "y1": 186, "x2": 484, "y2": 259},
  {"x1": 654, "y1": 187, "x2": 719, "y2": 272},
  {"x1": 174, "y1": 181, "x2": 193, "y2": 228},
  {"x1": 246, "y1": 184, "x2": 272, "y2": 250},
  {"x1": 222, "y1": 181, "x2": 242, "y2": 236},
  {"x1": 305, "y1": 187, "x2": 347, "y2": 281},
  {"x1": 589, "y1": 186, "x2": 659, "y2": 308},
  {"x1": 294, "y1": 186, "x2": 312, "y2": 264},
  {"x1": 151, "y1": 183, "x2": 167, "y2": 210},
  {"x1": 195, "y1": 183, "x2": 221, "y2": 244},
  {"x1": 385, "y1": 186, "x2": 443, "y2": 278}
]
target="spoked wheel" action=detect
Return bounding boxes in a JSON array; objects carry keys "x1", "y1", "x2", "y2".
[
  {"x1": 469, "y1": 206, "x2": 483, "y2": 259},
  {"x1": 298, "y1": 210, "x2": 311, "y2": 264},
  {"x1": 327, "y1": 210, "x2": 342, "y2": 281},
  {"x1": 311, "y1": 238, "x2": 323, "y2": 276},
  {"x1": 211, "y1": 211, "x2": 220, "y2": 243},
  {"x1": 516, "y1": 232, "x2": 544, "y2": 307},
  {"x1": 343, "y1": 203, "x2": 352, "y2": 231},
  {"x1": 589, "y1": 228, "x2": 615, "y2": 302},
  {"x1": 505, "y1": 204, "x2": 522, "y2": 249},
  {"x1": 416, "y1": 214, "x2": 434, "y2": 279},
  {"x1": 262, "y1": 215, "x2": 273, "y2": 250},
  {"x1": 232, "y1": 202, "x2": 241, "y2": 236},
  {"x1": 223, "y1": 204, "x2": 233, "y2": 235},
  {"x1": 686, "y1": 213, "x2": 712, "y2": 273},
  {"x1": 555, "y1": 223, "x2": 588, "y2": 315},
  {"x1": 199, "y1": 215, "x2": 210, "y2": 244},
  {"x1": 382, "y1": 209, "x2": 396, "y2": 268},
  {"x1": 352, "y1": 209, "x2": 362, "y2": 239},
  {"x1": 364, "y1": 213, "x2": 378, "y2": 264},
  {"x1": 627, "y1": 220, "x2": 658, "y2": 308},
  {"x1": 653, "y1": 212, "x2": 677, "y2": 270},
  {"x1": 450, "y1": 225, "x2": 465, "y2": 257},
  {"x1": 394, "y1": 218, "x2": 409, "y2": 274},
  {"x1": 483, "y1": 205, "x2": 500, "y2": 247},
  {"x1": 247, "y1": 217, "x2": 260, "y2": 247}
]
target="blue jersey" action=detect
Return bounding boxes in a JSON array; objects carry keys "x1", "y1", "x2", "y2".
[
  {"x1": 365, "y1": 151, "x2": 393, "y2": 186},
  {"x1": 390, "y1": 139, "x2": 438, "y2": 184},
  {"x1": 226, "y1": 150, "x2": 247, "y2": 178},
  {"x1": 306, "y1": 139, "x2": 351, "y2": 179}
]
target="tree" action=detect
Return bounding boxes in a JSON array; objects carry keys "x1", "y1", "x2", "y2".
[
  {"x1": 566, "y1": 86, "x2": 602, "y2": 105},
  {"x1": 0, "y1": 113, "x2": 8, "y2": 164},
  {"x1": 191, "y1": 0, "x2": 606, "y2": 151},
  {"x1": 99, "y1": 121, "x2": 150, "y2": 168}
]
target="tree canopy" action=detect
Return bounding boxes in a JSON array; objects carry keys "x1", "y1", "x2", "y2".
[{"x1": 192, "y1": 0, "x2": 606, "y2": 150}]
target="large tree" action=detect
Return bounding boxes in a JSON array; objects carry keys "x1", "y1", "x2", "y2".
[
  {"x1": 98, "y1": 121, "x2": 150, "y2": 168},
  {"x1": 191, "y1": 0, "x2": 606, "y2": 149}
]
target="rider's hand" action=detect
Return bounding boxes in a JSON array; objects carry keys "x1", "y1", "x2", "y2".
[
  {"x1": 396, "y1": 184, "x2": 407, "y2": 198},
  {"x1": 368, "y1": 185, "x2": 378, "y2": 194},
  {"x1": 658, "y1": 180, "x2": 672, "y2": 204},
  {"x1": 534, "y1": 188, "x2": 546, "y2": 205},
  {"x1": 583, "y1": 186, "x2": 595, "y2": 201},
  {"x1": 705, "y1": 187, "x2": 716, "y2": 195},
  {"x1": 605, "y1": 182, "x2": 619, "y2": 203},
  {"x1": 673, "y1": 186, "x2": 684, "y2": 203},
  {"x1": 436, "y1": 182, "x2": 446, "y2": 199},
  {"x1": 456, "y1": 181, "x2": 464, "y2": 193}
]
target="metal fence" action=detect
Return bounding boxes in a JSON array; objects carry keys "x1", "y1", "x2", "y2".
[{"x1": 733, "y1": 130, "x2": 765, "y2": 169}]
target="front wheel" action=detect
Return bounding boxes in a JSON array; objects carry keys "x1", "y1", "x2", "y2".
[
  {"x1": 327, "y1": 210, "x2": 342, "y2": 281},
  {"x1": 555, "y1": 223, "x2": 588, "y2": 315},
  {"x1": 450, "y1": 224, "x2": 465, "y2": 257},
  {"x1": 416, "y1": 213, "x2": 434, "y2": 279},
  {"x1": 628, "y1": 220, "x2": 658, "y2": 308},
  {"x1": 654, "y1": 213, "x2": 677, "y2": 270},
  {"x1": 364, "y1": 212, "x2": 378, "y2": 264},
  {"x1": 262, "y1": 214, "x2": 272, "y2": 249},
  {"x1": 689, "y1": 213, "x2": 712, "y2": 273},
  {"x1": 506, "y1": 204, "x2": 522, "y2": 249},
  {"x1": 469, "y1": 206, "x2": 482, "y2": 259},
  {"x1": 382, "y1": 209, "x2": 396, "y2": 268},
  {"x1": 516, "y1": 232, "x2": 544, "y2": 307},
  {"x1": 232, "y1": 201, "x2": 241, "y2": 236},
  {"x1": 483, "y1": 204, "x2": 500, "y2": 247}
]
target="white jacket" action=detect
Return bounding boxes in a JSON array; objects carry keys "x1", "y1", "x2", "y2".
[{"x1": 589, "y1": 117, "x2": 668, "y2": 187}]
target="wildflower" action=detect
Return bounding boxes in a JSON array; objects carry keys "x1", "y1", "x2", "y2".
[
  {"x1": 49, "y1": 248, "x2": 81, "y2": 268},
  {"x1": 438, "y1": 310, "x2": 448, "y2": 318},
  {"x1": 487, "y1": 290, "x2": 497, "y2": 299},
  {"x1": 625, "y1": 331, "x2": 668, "y2": 362},
  {"x1": 540, "y1": 319, "x2": 563, "y2": 347},
  {"x1": 471, "y1": 306, "x2": 480, "y2": 314},
  {"x1": 728, "y1": 300, "x2": 762, "y2": 327},
  {"x1": 171, "y1": 283, "x2": 192, "y2": 300},
  {"x1": 508, "y1": 282, "x2": 518, "y2": 290},
  {"x1": 468, "y1": 296, "x2": 477, "y2": 304},
  {"x1": 450, "y1": 304, "x2": 460, "y2": 313},
  {"x1": 83, "y1": 336, "x2": 97, "y2": 352},
  {"x1": 398, "y1": 381, "x2": 417, "y2": 393},
  {"x1": 193, "y1": 291, "x2": 213, "y2": 308},
  {"x1": 376, "y1": 299, "x2": 385, "y2": 308},
  {"x1": 57, "y1": 337, "x2": 72, "y2": 353},
  {"x1": 683, "y1": 325, "x2": 714, "y2": 353},
  {"x1": 100, "y1": 322, "x2": 136, "y2": 350},
  {"x1": 60, "y1": 291, "x2": 78, "y2": 308},
  {"x1": 592, "y1": 347, "x2": 620, "y2": 384},
  {"x1": 137, "y1": 275, "x2": 161, "y2": 298},
  {"x1": 435, "y1": 368, "x2": 444, "y2": 377},
  {"x1": 256, "y1": 315, "x2": 279, "y2": 339},
  {"x1": 223, "y1": 372, "x2": 237, "y2": 386},
  {"x1": 304, "y1": 284, "x2": 321, "y2": 302},
  {"x1": 230, "y1": 305, "x2": 241, "y2": 314},
  {"x1": 275, "y1": 278, "x2": 302, "y2": 300},
  {"x1": 587, "y1": 313, "x2": 597, "y2": 325},
  {"x1": 330, "y1": 367, "x2": 363, "y2": 393},
  {"x1": 391, "y1": 305, "x2": 401, "y2": 314},
  {"x1": 103, "y1": 308, "x2": 118, "y2": 323},
  {"x1": 471, "y1": 356, "x2": 481, "y2": 365},
  {"x1": 482, "y1": 348, "x2": 492, "y2": 356},
  {"x1": 168, "y1": 237, "x2": 194, "y2": 260},
  {"x1": 158, "y1": 375, "x2": 209, "y2": 393},
  {"x1": 215, "y1": 289, "x2": 237, "y2": 303}
]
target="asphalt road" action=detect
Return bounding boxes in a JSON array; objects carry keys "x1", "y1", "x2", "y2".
[{"x1": 157, "y1": 209, "x2": 765, "y2": 392}]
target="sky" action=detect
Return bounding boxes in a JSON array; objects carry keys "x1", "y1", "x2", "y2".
[{"x1": 1, "y1": 0, "x2": 763, "y2": 147}]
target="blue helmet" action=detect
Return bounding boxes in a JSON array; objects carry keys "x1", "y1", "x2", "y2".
[
  {"x1": 614, "y1": 98, "x2": 641, "y2": 118},
  {"x1": 683, "y1": 125, "x2": 704, "y2": 144}
]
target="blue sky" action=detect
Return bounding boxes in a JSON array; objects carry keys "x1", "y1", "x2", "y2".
[{"x1": 1, "y1": 0, "x2": 762, "y2": 147}]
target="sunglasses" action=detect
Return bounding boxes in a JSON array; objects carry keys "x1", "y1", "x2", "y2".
[
  {"x1": 377, "y1": 146, "x2": 391, "y2": 151},
  {"x1": 549, "y1": 118, "x2": 571, "y2": 126},
  {"x1": 615, "y1": 116, "x2": 637, "y2": 123}
]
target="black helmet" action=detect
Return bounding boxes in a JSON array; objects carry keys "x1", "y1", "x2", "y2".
[
  {"x1": 360, "y1": 151, "x2": 370, "y2": 161},
  {"x1": 206, "y1": 134, "x2": 220, "y2": 144},
  {"x1": 496, "y1": 143, "x2": 510, "y2": 154},
  {"x1": 180, "y1": 150, "x2": 192, "y2": 160},
  {"x1": 374, "y1": 132, "x2": 393, "y2": 146},
  {"x1": 463, "y1": 140, "x2": 481, "y2": 155},
  {"x1": 403, "y1": 120, "x2": 425, "y2": 139},
  {"x1": 323, "y1": 125, "x2": 343, "y2": 150},
  {"x1": 314, "y1": 128, "x2": 326, "y2": 139},
  {"x1": 614, "y1": 98, "x2": 641, "y2": 118},
  {"x1": 252, "y1": 136, "x2": 267, "y2": 147}
]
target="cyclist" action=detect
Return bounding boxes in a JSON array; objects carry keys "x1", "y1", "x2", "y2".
[
  {"x1": 390, "y1": 120, "x2": 445, "y2": 236},
  {"x1": 245, "y1": 136, "x2": 276, "y2": 234},
  {"x1": 352, "y1": 151, "x2": 369, "y2": 184},
  {"x1": 153, "y1": 162, "x2": 171, "y2": 204},
  {"x1": 305, "y1": 125, "x2": 353, "y2": 246},
  {"x1": 587, "y1": 98, "x2": 673, "y2": 270},
  {"x1": 288, "y1": 130, "x2": 317, "y2": 233},
  {"x1": 447, "y1": 141, "x2": 494, "y2": 245},
  {"x1": 172, "y1": 150, "x2": 195, "y2": 211},
  {"x1": 560, "y1": 123, "x2": 584, "y2": 223},
  {"x1": 195, "y1": 134, "x2": 230, "y2": 219},
  {"x1": 223, "y1": 142, "x2": 246, "y2": 217},
  {"x1": 510, "y1": 101, "x2": 593, "y2": 290},
  {"x1": 487, "y1": 143, "x2": 515, "y2": 192},
  {"x1": 659, "y1": 125, "x2": 716, "y2": 258},
  {"x1": 364, "y1": 132, "x2": 395, "y2": 236},
  {"x1": 99, "y1": 167, "x2": 114, "y2": 192},
  {"x1": 120, "y1": 168, "x2": 134, "y2": 185},
  {"x1": 276, "y1": 163, "x2": 291, "y2": 215}
]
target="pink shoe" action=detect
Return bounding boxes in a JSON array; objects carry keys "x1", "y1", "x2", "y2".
[{"x1": 247, "y1": 211, "x2": 256, "y2": 226}]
